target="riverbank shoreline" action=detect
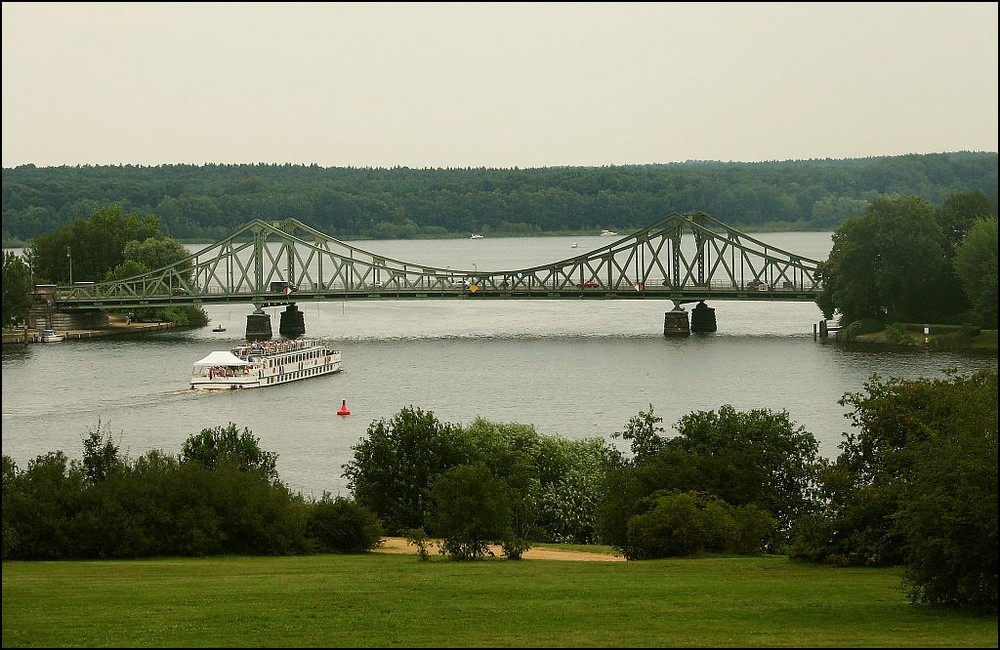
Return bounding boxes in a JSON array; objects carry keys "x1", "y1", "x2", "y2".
[
  {"x1": 2, "y1": 319, "x2": 175, "y2": 345},
  {"x1": 839, "y1": 328, "x2": 997, "y2": 356}
]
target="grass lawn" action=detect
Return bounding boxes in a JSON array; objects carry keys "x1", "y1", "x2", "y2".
[{"x1": 3, "y1": 553, "x2": 996, "y2": 647}]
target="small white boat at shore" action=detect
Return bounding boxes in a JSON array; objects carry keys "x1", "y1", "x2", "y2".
[
  {"x1": 600, "y1": 229, "x2": 618, "y2": 237},
  {"x1": 470, "y1": 233, "x2": 484, "y2": 239},
  {"x1": 40, "y1": 329, "x2": 65, "y2": 343},
  {"x1": 191, "y1": 338, "x2": 342, "y2": 390}
]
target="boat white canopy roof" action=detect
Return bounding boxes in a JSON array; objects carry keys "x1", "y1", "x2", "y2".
[{"x1": 193, "y1": 350, "x2": 251, "y2": 367}]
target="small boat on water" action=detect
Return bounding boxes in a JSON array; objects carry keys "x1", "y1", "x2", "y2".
[
  {"x1": 600, "y1": 229, "x2": 619, "y2": 237},
  {"x1": 212, "y1": 324, "x2": 227, "y2": 332},
  {"x1": 190, "y1": 338, "x2": 342, "y2": 390},
  {"x1": 39, "y1": 329, "x2": 65, "y2": 343},
  {"x1": 570, "y1": 242, "x2": 578, "y2": 248},
  {"x1": 470, "y1": 233, "x2": 484, "y2": 239}
]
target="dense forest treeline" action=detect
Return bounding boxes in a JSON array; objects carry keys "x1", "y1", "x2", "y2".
[{"x1": 2, "y1": 152, "x2": 996, "y2": 245}]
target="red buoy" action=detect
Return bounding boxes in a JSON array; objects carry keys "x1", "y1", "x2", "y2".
[{"x1": 337, "y1": 399, "x2": 351, "y2": 416}]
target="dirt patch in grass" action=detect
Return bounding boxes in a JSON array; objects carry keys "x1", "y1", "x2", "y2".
[{"x1": 373, "y1": 537, "x2": 625, "y2": 562}]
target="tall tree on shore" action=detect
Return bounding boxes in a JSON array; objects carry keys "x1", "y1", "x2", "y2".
[
  {"x1": 2, "y1": 251, "x2": 33, "y2": 326},
  {"x1": 953, "y1": 217, "x2": 999, "y2": 328},
  {"x1": 815, "y1": 196, "x2": 955, "y2": 325},
  {"x1": 28, "y1": 204, "x2": 160, "y2": 284}
]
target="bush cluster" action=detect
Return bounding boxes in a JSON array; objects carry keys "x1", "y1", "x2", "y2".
[{"x1": 1, "y1": 423, "x2": 381, "y2": 560}]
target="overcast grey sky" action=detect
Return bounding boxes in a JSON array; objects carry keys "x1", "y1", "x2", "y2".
[{"x1": 2, "y1": 2, "x2": 997, "y2": 169}]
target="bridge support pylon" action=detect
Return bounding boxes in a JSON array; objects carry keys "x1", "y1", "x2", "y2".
[
  {"x1": 691, "y1": 301, "x2": 717, "y2": 333},
  {"x1": 663, "y1": 307, "x2": 690, "y2": 336},
  {"x1": 279, "y1": 304, "x2": 306, "y2": 339},
  {"x1": 246, "y1": 307, "x2": 272, "y2": 342}
]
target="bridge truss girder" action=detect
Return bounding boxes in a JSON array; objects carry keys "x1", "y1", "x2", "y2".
[{"x1": 52, "y1": 212, "x2": 823, "y2": 311}]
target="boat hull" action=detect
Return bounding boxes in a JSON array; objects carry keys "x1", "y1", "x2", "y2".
[
  {"x1": 190, "y1": 340, "x2": 342, "y2": 390},
  {"x1": 190, "y1": 362, "x2": 342, "y2": 389},
  {"x1": 39, "y1": 330, "x2": 65, "y2": 343}
]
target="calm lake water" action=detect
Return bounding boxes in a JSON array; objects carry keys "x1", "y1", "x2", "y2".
[{"x1": 3, "y1": 232, "x2": 996, "y2": 499}]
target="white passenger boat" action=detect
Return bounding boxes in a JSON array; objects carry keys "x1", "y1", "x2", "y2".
[
  {"x1": 40, "y1": 329, "x2": 65, "y2": 343},
  {"x1": 190, "y1": 338, "x2": 342, "y2": 390},
  {"x1": 600, "y1": 229, "x2": 619, "y2": 237}
]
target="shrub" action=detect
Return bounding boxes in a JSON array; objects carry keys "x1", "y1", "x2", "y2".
[
  {"x1": 404, "y1": 527, "x2": 433, "y2": 561},
  {"x1": 625, "y1": 490, "x2": 776, "y2": 560},
  {"x1": 305, "y1": 494, "x2": 383, "y2": 554},
  {"x1": 428, "y1": 463, "x2": 511, "y2": 561}
]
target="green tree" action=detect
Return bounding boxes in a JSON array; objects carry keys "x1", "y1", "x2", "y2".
[
  {"x1": 104, "y1": 259, "x2": 150, "y2": 282},
  {"x1": 121, "y1": 236, "x2": 193, "y2": 277},
  {"x1": 104, "y1": 237, "x2": 207, "y2": 326},
  {"x1": 816, "y1": 196, "x2": 952, "y2": 325},
  {"x1": 428, "y1": 463, "x2": 512, "y2": 560},
  {"x1": 598, "y1": 405, "x2": 667, "y2": 553},
  {"x1": 598, "y1": 404, "x2": 821, "y2": 553},
  {"x1": 792, "y1": 369, "x2": 998, "y2": 587},
  {"x1": 612, "y1": 403, "x2": 667, "y2": 463},
  {"x1": 952, "y1": 217, "x2": 998, "y2": 328},
  {"x1": 625, "y1": 490, "x2": 777, "y2": 559},
  {"x1": 2, "y1": 455, "x2": 18, "y2": 558},
  {"x1": 896, "y1": 372, "x2": 997, "y2": 612},
  {"x1": 343, "y1": 406, "x2": 472, "y2": 535},
  {"x1": 304, "y1": 494, "x2": 383, "y2": 554},
  {"x1": 180, "y1": 423, "x2": 280, "y2": 485},
  {"x1": 80, "y1": 420, "x2": 126, "y2": 484},
  {"x1": 2, "y1": 251, "x2": 33, "y2": 326},
  {"x1": 459, "y1": 419, "x2": 543, "y2": 544},
  {"x1": 665, "y1": 405, "x2": 820, "y2": 546},
  {"x1": 1, "y1": 451, "x2": 88, "y2": 560},
  {"x1": 28, "y1": 204, "x2": 160, "y2": 284},
  {"x1": 533, "y1": 436, "x2": 617, "y2": 545},
  {"x1": 937, "y1": 190, "x2": 995, "y2": 252}
]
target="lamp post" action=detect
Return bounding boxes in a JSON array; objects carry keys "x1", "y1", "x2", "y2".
[{"x1": 67, "y1": 246, "x2": 73, "y2": 284}]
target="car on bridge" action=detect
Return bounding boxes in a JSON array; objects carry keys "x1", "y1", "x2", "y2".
[
  {"x1": 746, "y1": 279, "x2": 769, "y2": 291},
  {"x1": 576, "y1": 281, "x2": 601, "y2": 288}
]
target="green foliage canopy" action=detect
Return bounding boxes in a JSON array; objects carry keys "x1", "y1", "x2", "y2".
[
  {"x1": 428, "y1": 463, "x2": 512, "y2": 560},
  {"x1": 343, "y1": 406, "x2": 472, "y2": 536},
  {"x1": 791, "y1": 369, "x2": 998, "y2": 613},
  {"x1": 305, "y1": 494, "x2": 384, "y2": 554},
  {"x1": 896, "y1": 372, "x2": 998, "y2": 612},
  {"x1": 3, "y1": 421, "x2": 383, "y2": 560},
  {"x1": 626, "y1": 490, "x2": 778, "y2": 559},
  {"x1": 27, "y1": 204, "x2": 161, "y2": 284},
  {"x1": 953, "y1": 217, "x2": 999, "y2": 328},
  {"x1": 180, "y1": 423, "x2": 281, "y2": 485},
  {"x1": 816, "y1": 196, "x2": 956, "y2": 324},
  {"x1": 599, "y1": 404, "x2": 822, "y2": 555},
  {"x1": 2, "y1": 251, "x2": 33, "y2": 326},
  {"x1": 344, "y1": 409, "x2": 619, "y2": 545},
  {"x1": 4, "y1": 153, "x2": 996, "y2": 244}
]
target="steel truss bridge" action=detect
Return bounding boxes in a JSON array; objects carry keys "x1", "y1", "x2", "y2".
[{"x1": 50, "y1": 212, "x2": 822, "y2": 314}]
